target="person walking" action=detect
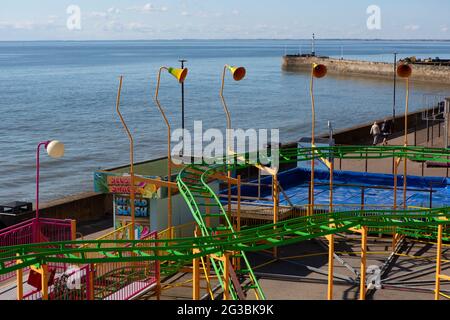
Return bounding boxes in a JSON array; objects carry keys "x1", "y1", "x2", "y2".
[
  {"x1": 381, "y1": 119, "x2": 392, "y2": 146},
  {"x1": 370, "y1": 122, "x2": 381, "y2": 145}
]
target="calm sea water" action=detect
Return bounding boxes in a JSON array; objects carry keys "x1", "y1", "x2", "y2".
[{"x1": 1, "y1": 39, "x2": 450, "y2": 203}]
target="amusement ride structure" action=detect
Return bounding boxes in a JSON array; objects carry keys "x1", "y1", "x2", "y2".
[{"x1": 0, "y1": 63, "x2": 449, "y2": 301}]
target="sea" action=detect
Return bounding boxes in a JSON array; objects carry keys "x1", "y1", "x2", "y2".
[{"x1": 1, "y1": 39, "x2": 450, "y2": 203}]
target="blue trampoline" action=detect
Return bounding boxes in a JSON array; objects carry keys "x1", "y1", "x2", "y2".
[{"x1": 228, "y1": 167, "x2": 450, "y2": 209}]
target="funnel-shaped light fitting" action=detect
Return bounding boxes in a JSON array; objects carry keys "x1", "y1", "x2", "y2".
[
  {"x1": 227, "y1": 65, "x2": 246, "y2": 81},
  {"x1": 312, "y1": 64, "x2": 327, "y2": 78},
  {"x1": 46, "y1": 140, "x2": 65, "y2": 159},
  {"x1": 167, "y1": 67, "x2": 188, "y2": 83},
  {"x1": 397, "y1": 63, "x2": 412, "y2": 78}
]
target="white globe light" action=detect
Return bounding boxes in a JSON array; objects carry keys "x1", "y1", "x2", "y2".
[{"x1": 46, "y1": 140, "x2": 65, "y2": 159}]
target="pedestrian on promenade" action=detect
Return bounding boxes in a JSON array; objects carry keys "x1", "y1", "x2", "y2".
[
  {"x1": 381, "y1": 119, "x2": 392, "y2": 146},
  {"x1": 370, "y1": 122, "x2": 381, "y2": 145}
]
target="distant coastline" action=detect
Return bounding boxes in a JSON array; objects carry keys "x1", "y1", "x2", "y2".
[{"x1": 1, "y1": 38, "x2": 450, "y2": 42}]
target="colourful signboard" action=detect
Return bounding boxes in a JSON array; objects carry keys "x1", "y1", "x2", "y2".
[
  {"x1": 114, "y1": 196, "x2": 149, "y2": 218},
  {"x1": 94, "y1": 171, "x2": 161, "y2": 199}
]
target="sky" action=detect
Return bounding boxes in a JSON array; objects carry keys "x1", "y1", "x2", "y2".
[{"x1": 0, "y1": 0, "x2": 449, "y2": 41}]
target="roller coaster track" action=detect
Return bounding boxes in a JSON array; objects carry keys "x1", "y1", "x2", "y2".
[
  {"x1": 177, "y1": 163, "x2": 266, "y2": 300},
  {"x1": 1, "y1": 209, "x2": 449, "y2": 276},
  {"x1": 175, "y1": 145, "x2": 450, "y2": 299},
  {"x1": 1, "y1": 146, "x2": 450, "y2": 299}
]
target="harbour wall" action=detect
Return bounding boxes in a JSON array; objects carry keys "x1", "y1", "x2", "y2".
[{"x1": 282, "y1": 56, "x2": 450, "y2": 84}]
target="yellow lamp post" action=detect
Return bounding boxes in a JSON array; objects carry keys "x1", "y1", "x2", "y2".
[
  {"x1": 220, "y1": 65, "x2": 246, "y2": 219},
  {"x1": 309, "y1": 63, "x2": 327, "y2": 215},
  {"x1": 220, "y1": 65, "x2": 246, "y2": 146},
  {"x1": 153, "y1": 66, "x2": 188, "y2": 237},
  {"x1": 115, "y1": 76, "x2": 136, "y2": 239}
]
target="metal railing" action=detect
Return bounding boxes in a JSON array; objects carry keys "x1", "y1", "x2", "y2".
[{"x1": 0, "y1": 218, "x2": 73, "y2": 285}]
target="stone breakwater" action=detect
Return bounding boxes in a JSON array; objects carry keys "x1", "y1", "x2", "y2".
[{"x1": 282, "y1": 56, "x2": 450, "y2": 84}]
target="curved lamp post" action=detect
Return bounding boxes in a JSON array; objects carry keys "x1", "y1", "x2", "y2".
[
  {"x1": 220, "y1": 65, "x2": 246, "y2": 219},
  {"x1": 309, "y1": 63, "x2": 327, "y2": 215},
  {"x1": 397, "y1": 63, "x2": 412, "y2": 209},
  {"x1": 220, "y1": 65, "x2": 246, "y2": 138},
  {"x1": 36, "y1": 140, "x2": 64, "y2": 219},
  {"x1": 153, "y1": 66, "x2": 188, "y2": 237},
  {"x1": 115, "y1": 76, "x2": 136, "y2": 239}
]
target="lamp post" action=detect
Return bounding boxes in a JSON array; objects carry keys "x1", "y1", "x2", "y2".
[
  {"x1": 220, "y1": 65, "x2": 246, "y2": 161},
  {"x1": 397, "y1": 63, "x2": 412, "y2": 209},
  {"x1": 220, "y1": 65, "x2": 246, "y2": 219},
  {"x1": 309, "y1": 63, "x2": 327, "y2": 215},
  {"x1": 179, "y1": 60, "x2": 187, "y2": 133},
  {"x1": 153, "y1": 66, "x2": 188, "y2": 237},
  {"x1": 36, "y1": 140, "x2": 64, "y2": 219},
  {"x1": 115, "y1": 76, "x2": 136, "y2": 239}
]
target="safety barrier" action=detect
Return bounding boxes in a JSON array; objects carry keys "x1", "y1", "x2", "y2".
[
  {"x1": 0, "y1": 218, "x2": 74, "y2": 285},
  {"x1": 93, "y1": 231, "x2": 158, "y2": 300},
  {"x1": 23, "y1": 265, "x2": 91, "y2": 301}
]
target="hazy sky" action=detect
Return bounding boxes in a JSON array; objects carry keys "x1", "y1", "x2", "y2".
[{"x1": 0, "y1": 0, "x2": 449, "y2": 40}]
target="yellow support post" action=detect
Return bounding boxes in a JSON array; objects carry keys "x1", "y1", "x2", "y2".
[
  {"x1": 71, "y1": 219, "x2": 77, "y2": 241},
  {"x1": 360, "y1": 226, "x2": 368, "y2": 300},
  {"x1": 41, "y1": 264, "x2": 49, "y2": 300},
  {"x1": 435, "y1": 224, "x2": 443, "y2": 300},
  {"x1": 327, "y1": 160, "x2": 334, "y2": 300},
  {"x1": 128, "y1": 223, "x2": 134, "y2": 241},
  {"x1": 193, "y1": 227, "x2": 201, "y2": 300},
  {"x1": 224, "y1": 253, "x2": 230, "y2": 300},
  {"x1": 16, "y1": 254, "x2": 23, "y2": 301},
  {"x1": 228, "y1": 172, "x2": 232, "y2": 220},
  {"x1": 193, "y1": 256, "x2": 200, "y2": 300},
  {"x1": 392, "y1": 157, "x2": 401, "y2": 251},
  {"x1": 327, "y1": 234, "x2": 334, "y2": 300},
  {"x1": 236, "y1": 175, "x2": 242, "y2": 271},
  {"x1": 237, "y1": 175, "x2": 241, "y2": 233},
  {"x1": 88, "y1": 264, "x2": 95, "y2": 300},
  {"x1": 273, "y1": 174, "x2": 279, "y2": 258}
]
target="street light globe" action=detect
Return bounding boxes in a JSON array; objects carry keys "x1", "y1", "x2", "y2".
[{"x1": 46, "y1": 140, "x2": 65, "y2": 159}]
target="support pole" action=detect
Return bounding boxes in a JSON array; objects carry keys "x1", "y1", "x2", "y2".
[
  {"x1": 330, "y1": 161, "x2": 334, "y2": 213},
  {"x1": 88, "y1": 264, "x2": 95, "y2": 300},
  {"x1": 273, "y1": 174, "x2": 279, "y2": 258},
  {"x1": 403, "y1": 78, "x2": 410, "y2": 209},
  {"x1": 233, "y1": 175, "x2": 242, "y2": 270},
  {"x1": 228, "y1": 172, "x2": 232, "y2": 220},
  {"x1": 224, "y1": 253, "x2": 231, "y2": 300},
  {"x1": 154, "y1": 67, "x2": 174, "y2": 238},
  {"x1": 237, "y1": 175, "x2": 241, "y2": 233},
  {"x1": 193, "y1": 227, "x2": 201, "y2": 300},
  {"x1": 71, "y1": 219, "x2": 77, "y2": 241},
  {"x1": 360, "y1": 226, "x2": 368, "y2": 301},
  {"x1": 435, "y1": 224, "x2": 443, "y2": 300},
  {"x1": 41, "y1": 264, "x2": 49, "y2": 300},
  {"x1": 310, "y1": 66, "x2": 316, "y2": 216},
  {"x1": 193, "y1": 256, "x2": 200, "y2": 300},
  {"x1": 327, "y1": 234, "x2": 334, "y2": 300},
  {"x1": 392, "y1": 158, "x2": 399, "y2": 251},
  {"x1": 16, "y1": 255, "x2": 23, "y2": 300},
  {"x1": 116, "y1": 76, "x2": 135, "y2": 239}
]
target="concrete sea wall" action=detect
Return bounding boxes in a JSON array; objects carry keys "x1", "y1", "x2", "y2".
[{"x1": 282, "y1": 56, "x2": 450, "y2": 84}]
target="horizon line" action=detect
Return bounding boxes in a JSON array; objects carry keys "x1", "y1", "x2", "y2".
[{"x1": 1, "y1": 38, "x2": 450, "y2": 42}]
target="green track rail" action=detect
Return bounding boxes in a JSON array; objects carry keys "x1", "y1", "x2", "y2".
[
  {"x1": 1, "y1": 209, "x2": 449, "y2": 275},
  {"x1": 177, "y1": 163, "x2": 265, "y2": 300},
  {"x1": 1, "y1": 146, "x2": 450, "y2": 300}
]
